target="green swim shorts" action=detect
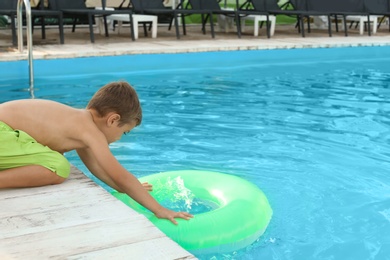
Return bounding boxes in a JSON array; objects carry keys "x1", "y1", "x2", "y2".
[{"x1": 0, "y1": 121, "x2": 70, "y2": 178}]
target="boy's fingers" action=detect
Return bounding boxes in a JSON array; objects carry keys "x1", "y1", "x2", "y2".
[
  {"x1": 170, "y1": 217, "x2": 178, "y2": 225},
  {"x1": 177, "y1": 212, "x2": 194, "y2": 220},
  {"x1": 182, "y1": 212, "x2": 194, "y2": 219},
  {"x1": 142, "y1": 182, "x2": 153, "y2": 191}
]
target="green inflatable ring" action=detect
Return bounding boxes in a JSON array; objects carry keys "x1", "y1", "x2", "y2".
[{"x1": 111, "y1": 170, "x2": 272, "y2": 254}]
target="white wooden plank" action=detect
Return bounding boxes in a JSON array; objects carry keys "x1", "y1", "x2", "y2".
[
  {"x1": 0, "y1": 185, "x2": 115, "y2": 219},
  {"x1": 68, "y1": 237, "x2": 197, "y2": 260},
  {"x1": 0, "y1": 200, "x2": 146, "y2": 239},
  {"x1": 0, "y1": 218, "x2": 165, "y2": 258}
]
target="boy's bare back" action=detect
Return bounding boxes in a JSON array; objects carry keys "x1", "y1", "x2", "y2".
[{"x1": 0, "y1": 99, "x2": 94, "y2": 154}]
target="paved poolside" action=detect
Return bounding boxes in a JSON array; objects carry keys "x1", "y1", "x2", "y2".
[
  {"x1": 1, "y1": 22, "x2": 390, "y2": 259},
  {"x1": 1, "y1": 24, "x2": 390, "y2": 61}
]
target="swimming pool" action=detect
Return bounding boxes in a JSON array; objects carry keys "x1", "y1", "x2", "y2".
[{"x1": 1, "y1": 46, "x2": 390, "y2": 260}]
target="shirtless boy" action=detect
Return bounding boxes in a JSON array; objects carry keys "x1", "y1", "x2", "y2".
[{"x1": 0, "y1": 81, "x2": 192, "y2": 224}]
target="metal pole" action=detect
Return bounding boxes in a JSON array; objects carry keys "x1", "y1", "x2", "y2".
[
  {"x1": 17, "y1": 0, "x2": 34, "y2": 98},
  {"x1": 17, "y1": 0, "x2": 23, "y2": 52}
]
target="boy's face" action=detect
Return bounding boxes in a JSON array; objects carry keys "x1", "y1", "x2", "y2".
[{"x1": 106, "y1": 120, "x2": 137, "y2": 144}]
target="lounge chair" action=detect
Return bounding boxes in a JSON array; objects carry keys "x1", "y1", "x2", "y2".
[
  {"x1": 364, "y1": 0, "x2": 390, "y2": 32},
  {"x1": 130, "y1": 0, "x2": 180, "y2": 39},
  {"x1": 344, "y1": 15, "x2": 379, "y2": 35},
  {"x1": 304, "y1": 0, "x2": 341, "y2": 37},
  {"x1": 238, "y1": 0, "x2": 276, "y2": 37},
  {"x1": 182, "y1": 0, "x2": 242, "y2": 38},
  {"x1": 51, "y1": 0, "x2": 135, "y2": 42},
  {"x1": 95, "y1": 7, "x2": 158, "y2": 39},
  {"x1": 263, "y1": 0, "x2": 336, "y2": 37},
  {"x1": 237, "y1": 0, "x2": 276, "y2": 38},
  {"x1": 31, "y1": 0, "x2": 64, "y2": 44},
  {"x1": 0, "y1": 0, "x2": 17, "y2": 45},
  {"x1": 264, "y1": 0, "x2": 311, "y2": 37},
  {"x1": 0, "y1": 0, "x2": 64, "y2": 45},
  {"x1": 131, "y1": 0, "x2": 231, "y2": 39},
  {"x1": 266, "y1": 0, "x2": 371, "y2": 37},
  {"x1": 313, "y1": 0, "x2": 372, "y2": 36}
]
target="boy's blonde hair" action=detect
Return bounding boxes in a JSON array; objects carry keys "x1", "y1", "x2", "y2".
[{"x1": 87, "y1": 81, "x2": 142, "y2": 126}]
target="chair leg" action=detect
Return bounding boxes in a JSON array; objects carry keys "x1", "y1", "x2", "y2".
[
  {"x1": 129, "y1": 13, "x2": 135, "y2": 41},
  {"x1": 103, "y1": 16, "x2": 109, "y2": 37},
  {"x1": 270, "y1": 16, "x2": 276, "y2": 36},
  {"x1": 373, "y1": 16, "x2": 378, "y2": 34},
  {"x1": 296, "y1": 18, "x2": 300, "y2": 33},
  {"x1": 342, "y1": 15, "x2": 348, "y2": 36},
  {"x1": 307, "y1": 16, "x2": 311, "y2": 33},
  {"x1": 181, "y1": 13, "x2": 186, "y2": 35},
  {"x1": 174, "y1": 13, "x2": 180, "y2": 39},
  {"x1": 335, "y1": 15, "x2": 339, "y2": 32},
  {"x1": 209, "y1": 13, "x2": 215, "y2": 38},
  {"x1": 377, "y1": 16, "x2": 383, "y2": 28},
  {"x1": 201, "y1": 14, "x2": 206, "y2": 34},
  {"x1": 300, "y1": 15, "x2": 305, "y2": 37},
  {"x1": 72, "y1": 18, "x2": 77, "y2": 32},
  {"x1": 32, "y1": 16, "x2": 36, "y2": 34},
  {"x1": 359, "y1": 19, "x2": 364, "y2": 35},
  {"x1": 168, "y1": 17, "x2": 173, "y2": 31},
  {"x1": 387, "y1": 16, "x2": 390, "y2": 32},
  {"x1": 235, "y1": 13, "x2": 242, "y2": 38},
  {"x1": 327, "y1": 15, "x2": 332, "y2": 37},
  {"x1": 59, "y1": 15, "x2": 64, "y2": 44},
  {"x1": 143, "y1": 23, "x2": 148, "y2": 37},
  {"x1": 367, "y1": 16, "x2": 371, "y2": 36},
  {"x1": 266, "y1": 15, "x2": 270, "y2": 38},
  {"x1": 11, "y1": 15, "x2": 17, "y2": 46},
  {"x1": 88, "y1": 14, "x2": 95, "y2": 43},
  {"x1": 39, "y1": 16, "x2": 46, "y2": 40}
]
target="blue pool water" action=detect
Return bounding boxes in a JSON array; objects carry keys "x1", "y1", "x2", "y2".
[{"x1": 1, "y1": 47, "x2": 390, "y2": 260}]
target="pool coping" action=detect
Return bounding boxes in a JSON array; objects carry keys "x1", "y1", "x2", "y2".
[{"x1": 1, "y1": 28, "x2": 390, "y2": 61}]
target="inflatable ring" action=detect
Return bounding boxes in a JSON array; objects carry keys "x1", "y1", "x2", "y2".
[{"x1": 111, "y1": 170, "x2": 272, "y2": 254}]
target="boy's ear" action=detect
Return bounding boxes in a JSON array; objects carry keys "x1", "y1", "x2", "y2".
[{"x1": 107, "y1": 113, "x2": 121, "y2": 126}]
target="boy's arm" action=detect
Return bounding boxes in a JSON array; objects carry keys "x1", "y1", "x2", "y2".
[
  {"x1": 76, "y1": 145, "x2": 192, "y2": 224},
  {"x1": 76, "y1": 149, "x2": 152, "y2": 191},
  {"x1": 76, "y1": 148, "x2": 124, "y2": 192}
]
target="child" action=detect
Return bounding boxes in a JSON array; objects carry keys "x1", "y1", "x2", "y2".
[{"x1": 0, "y1": 81, "x2": 193, "y2": 224}]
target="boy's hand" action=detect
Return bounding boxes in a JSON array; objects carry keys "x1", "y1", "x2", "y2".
[
  {"x1": 155, "y1": 207, "x2": 194, "y2": 225},
  {"x1": 142, "y1": 182, "x2": 153, "y2": 191}
]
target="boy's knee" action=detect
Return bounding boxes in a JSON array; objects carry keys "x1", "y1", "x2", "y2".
[
  {"x1": 56, "y1": 156, "x2": 71, "y2": 179},
  {"x1": 39, "y1": 166, "x2": 67, "y2": 185},
  {"x1": 48, "y1": 153, "x2": 71, "y2": 179},
  {"x1": 51, "y1": 174, "x2": 66, "y2": 185}
]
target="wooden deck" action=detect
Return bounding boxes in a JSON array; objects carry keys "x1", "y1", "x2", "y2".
[{"x1": 0, "y1": 166, "x2": 196, "y2": 260}]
